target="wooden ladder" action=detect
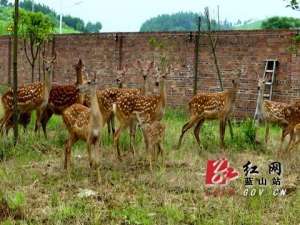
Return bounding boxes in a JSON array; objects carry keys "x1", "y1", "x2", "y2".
[{"x1": 254, "y1": 59, "x2": 278, "y2": 119}]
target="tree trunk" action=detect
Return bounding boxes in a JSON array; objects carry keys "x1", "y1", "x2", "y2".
[{"x1": 31, "y1": 63, "x2": 34, "y2": 82}]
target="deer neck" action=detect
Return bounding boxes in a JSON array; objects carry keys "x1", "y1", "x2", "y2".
[
  {"x1": 159, "y1": 78, "x2": 166, "y2": 108},
  {"x1": 76, "y1": 69, "x2": 83, "y2": 85},
  {"x1": 142, "y1": 77, "x2": 148, "y2": 95},
  {"x1": 256, "y1": 83, "x2": 266, "y2": 119},
  {"x1": 225, "y1": 84, "x2": 238, "y2": 110},
  {"x1": 43, "y1": 70, "x2": 53, "y2": 103},
  {"x1": 90, "y1": 87, "x2": 102, "y2": 127}
]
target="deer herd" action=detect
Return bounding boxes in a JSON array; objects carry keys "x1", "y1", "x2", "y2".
[{"x1": 0, "y1": 54, "x2": 299, "y2": 180}]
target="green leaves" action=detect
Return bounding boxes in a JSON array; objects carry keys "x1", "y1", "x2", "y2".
[
  {"x1": 18, "y1": 10, "x2": 54, "y2": 43},
  {"x1": 261, "y1": 16, "x2": 300, "y2": 29}
]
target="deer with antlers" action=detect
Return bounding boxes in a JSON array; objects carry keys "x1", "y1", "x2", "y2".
[
  {"x1": 113, "y1": 62, "x2": 170, "y2": 159},
  {"x1": 62, "y1": 77, "x2": 102, "y2": 181},
  {"x1": 0, "y1": 53, "x2": 56, "y2": 135},
  {"x1": 176, "y1": 70, "x2": 241, "y2": 150},
  {"x1": 35, "y1": 58, "x2": 89, "y2": 137}
]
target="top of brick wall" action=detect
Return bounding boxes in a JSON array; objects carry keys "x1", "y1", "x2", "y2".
[{"x1": 0, "y1": 29, "x2": 298, "y2": 39}]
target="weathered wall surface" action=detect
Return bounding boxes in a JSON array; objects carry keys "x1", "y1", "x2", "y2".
[{"x1": 0, "y1": 30, "x2": 299, "y2": 118}]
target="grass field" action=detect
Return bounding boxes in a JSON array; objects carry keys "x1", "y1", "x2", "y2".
[{"x1": 0, "y1": 99, "x2": 299, "y2": 224}]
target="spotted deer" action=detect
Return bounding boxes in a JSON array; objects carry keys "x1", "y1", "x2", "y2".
[
  {"x1": 62, "y1": 78, "x2": 102, "y2": 180},
  {"x1": 275, "y1": 100, "x2": 300, "y2": 154},
  {"x1": 255, "y1": 77, "x2": 290, "y2": 149},
  {"x1": 0, "y1": 53, "x2": 56, "y2": 135},
  {"x1": 177, "y1": 70, "x2": 241, "y2": 150},
  {"x1": 113, "y1": 63, "x2": 170, "y2": 159},
  {"x1": 134, "y1": 111, "x2": 165, "y2": 170},
  {"x1": 36, "y1": 58, "x2": 89, "y2": 137},
  {"x1": 284, "y1": 120, "x2": 300, "y2": 153}
]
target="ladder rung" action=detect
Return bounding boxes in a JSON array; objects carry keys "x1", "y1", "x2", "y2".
[{"x1": 265, "y1": 70, "x2": 274, "y2": 73}]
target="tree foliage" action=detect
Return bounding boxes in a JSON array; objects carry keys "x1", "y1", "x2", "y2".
[
  {"x1": 140, "y1": 12, "x2": 233, "y2": 32},
  {"x1": 261, "y1": 16, "x2": 300, "y2": 29},
  {"x1": 285, "y1": 0, "x2": 299, "y2": 10},
  {"x1": 11, "y1": 9, "x2": 54, "y2": 81},
  {"x1": 85, "y1": 21, "x2": 102, "y2": 33},
  {"x1": 0, "y1": 0, "x2": 8, "y2": 6},
  {"x1": 18, "y1": 0, "x2": 102, "y2": 33}
]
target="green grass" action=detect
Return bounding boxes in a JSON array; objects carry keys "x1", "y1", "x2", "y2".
[{"x1": 0, "y1": 102, "x2": 299, "y2": 224}]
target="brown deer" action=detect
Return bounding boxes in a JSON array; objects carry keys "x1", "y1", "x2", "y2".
[
  {"x1": 36, "y1": 58, "x2": 88, "y2": 137},
  {"x1": 113, "y1": 63, "x2": 170, "y2": 159},
  {"x1": 134, "y1": 111, "x2": 165, "y2": 170},
  {"x1": 62, "y1": 78, "x2": 102, "y2": 179},
  {"x1": 0, "y1": 54, "x2": 56, "y2": 135},
  {"x1": 176, "y1": 71, "x2": 241, "y2": 150},
  {"x1": 255, "y1": 77, "x2": 290, "y2": 149}
]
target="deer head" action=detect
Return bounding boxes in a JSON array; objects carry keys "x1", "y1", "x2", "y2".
[
  {"x1": 42, "y1": 52, "x2": 56, "y2": 73},
  {"x1": 74, "y1": 58, "x2": 89, "y2": 85},
  {"x1": 135, "y1": 60, "x2": 154, "y2": 80},
  {"x1": 115, "y1": 65, "x2": 128, "y2": 88},
  {"x1": 256, "y1": 71, "x2": 266, "y2": 92},
  {"x1": 154, "y1": 63, "x2": 171, "y2": 87}
]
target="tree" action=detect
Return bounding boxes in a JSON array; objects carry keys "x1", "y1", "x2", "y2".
[
  {"x1": 17, "y1": 10, "x2": 54, "y2": 81},
  {"x1": 63, "y1": 15, "x2": 85, "y2": 32},
  {"x1": 0, "y1": 0, "x2": 8, "y2": 6},
  {"x1": 140, "y1": 12, "x2": 231, "y2": 32},
  {"x1": 85, "y1": 21, "x2": 102, "y2": 33},
  {"x1": 261, "y1": 16, "x2": 300, "y2": 29},
  {"x1": 285, "y1": 0, "x2": 299, "y2": 10}
]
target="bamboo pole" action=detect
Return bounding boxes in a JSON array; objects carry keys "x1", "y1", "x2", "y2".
[
  {"x1": 13, "y1": 0, "x2": 19, "y2": 145},
  {"x1": 193, "y1": 16, "x2": 201, "y2": 95},
  {"x1": 204, "y1": 7, "x2": 234, "y2": 139}
]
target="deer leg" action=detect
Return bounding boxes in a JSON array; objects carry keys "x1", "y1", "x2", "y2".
[
  {"x1": 148, "y1": 144, "x2": 154, "y2": 171},
  {"x1": 220, "y1": 118, "x2": 227, "y2": 149},
  {"x1": 107, "y1": 117, "x2": 112, "y2": 136},
  {"x1": 129, "y1": 119, "x2": 137, "y2": 156},
  {"x1": 35, "y1": 109, "x2": 43, "y2": 136},
  {"x1": 193, "y1": 119, "x2": 204, "y2": 148},
  {"x1": 114, "y1": 122, "x2": 128, "y2": 161},
  {"x1": 64, "y1": 134, "x2": 78, "y2": 170},
  {"x1": 265, "y1": 123, "x2": 270, "y2": 144},
  {"x1": 157, "y1": 142, "x2": 165, "y2": 167},
  {"x1": 0, "y1": 111, "x2": 13, "y2": 136},
  {"x1": 177, "y1": 115, "x2": 201, "y2": 149},
  {"x1": 40, "y1": 108, "x2": 53, "y2": 138},
  {"x1": 278, "y1": 127, "x2": 289, "y2": 157},
  {"x1": 285, "y1": 128, "x2": 295, "y2": 152},
  {"x1": 111, "y1": 114, "x2": 115, "y2": 136}
]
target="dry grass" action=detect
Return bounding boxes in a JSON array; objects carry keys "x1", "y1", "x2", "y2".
[{"x1": 0, "y1": 99, "x2": 299, "y2": 225}]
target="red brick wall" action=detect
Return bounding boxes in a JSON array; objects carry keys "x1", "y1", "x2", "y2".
[{"x1": 0, "y1": 30, "x2": 299, "y2": 118}]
